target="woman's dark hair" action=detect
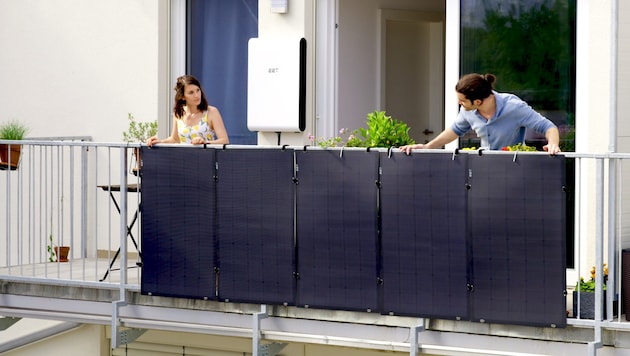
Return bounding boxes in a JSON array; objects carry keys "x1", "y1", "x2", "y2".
[
  {"x1": 455, "y1": 73, "x2": 496, "y2": 102},
  {"x1": 173, "y1": 75, "x2": 209, "y2": 118}
]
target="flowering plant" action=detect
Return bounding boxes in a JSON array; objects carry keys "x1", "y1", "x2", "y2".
[
  {"x1": 309, "y1": 111, "x2": 414, "y2": 148},
  {"x1": 576, "y1": 264, "x2": 608, "y2": 292},
  {"x1": 309, "y1": 128, "x2": 361, "y2": 148}
]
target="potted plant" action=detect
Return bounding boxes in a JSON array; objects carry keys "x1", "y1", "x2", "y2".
[
  {"x1": 573, "y1": 264, "x2": 609, "y2": 319},
  {"x1": 309, "y1": 111, "x2": 415, "y2": 148},
  {"x1": 47, "y1": 233, "x2": 70, "y2": 262},
  {"x1": 0, "y1": 120, "x2": 29, "y2": 170},
  {"x1": 122, "y1": 113, "x2": 157, "y2": 174}
]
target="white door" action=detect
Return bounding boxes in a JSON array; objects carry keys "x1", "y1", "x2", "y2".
[{"x1": 379, "y1": 10, "x2": 444, "y2": 144}]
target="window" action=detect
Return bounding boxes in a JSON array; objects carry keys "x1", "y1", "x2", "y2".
[
  {"x1": 459, "y1": 0, "x2": 576, "y2": 152},
  {"x1": 188, "y1": 0, "x2": 259, "y2": 144}
]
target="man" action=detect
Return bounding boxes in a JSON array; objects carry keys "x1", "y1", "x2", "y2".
[{"x1": 400, "y1": 73, "x2": 561, "y2": 155}]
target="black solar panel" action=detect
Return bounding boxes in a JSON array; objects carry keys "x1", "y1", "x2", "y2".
[
  {"x1": 140, "y1": 146, "x2": 217, "y2": 300},
  {"x1": 468, "y1": 153, "x2": 566, "y2": 327},
  {"x1": 379, "y1": 152, "x2": 469, "y2": 319},
  {"x1": 295, "y1": 150, "x2": 380, "y2": 311},
  {"x1": 215, "y1": 148, "x2": 295, "y2": 305}
]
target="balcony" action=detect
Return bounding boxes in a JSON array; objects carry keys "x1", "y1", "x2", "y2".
[{"x1": 1, "y1": 139, "x2": 630, "y2": 355}]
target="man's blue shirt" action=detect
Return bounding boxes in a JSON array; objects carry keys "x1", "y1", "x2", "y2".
[{"x1": 450, "y1": 91, "x2": 556, "y2": 150}]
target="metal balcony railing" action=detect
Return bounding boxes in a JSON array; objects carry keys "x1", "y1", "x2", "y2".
[
  {"x1": 1, "y1": 140, "x2": 630, "y2": 348},
  {"x1": 0, "y1": 138, "x2": 142, "y2": 287}
]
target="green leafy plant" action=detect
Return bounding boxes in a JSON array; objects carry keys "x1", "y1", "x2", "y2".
[
  {"x1": 0, "y1": 120, "x2": 29, "y2": 140},
  {"x1": 47, "y1": 234, "x2": 56, "y2": 262},
  {"x1": 500, "y1": 143, "x2": 538, "y2": 152},
  {"x1": 576, "y1": 264, "x2": 608, "y2": 292},
  {"x1": 122, "y1": 113, "x2": 158, "y2": 143},
  {"x1": 310, "y1": 111, "x2": 415, "y2": 148}
]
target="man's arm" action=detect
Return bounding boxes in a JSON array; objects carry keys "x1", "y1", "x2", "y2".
[
  {"x1": 543, "y1": 127, "x2": 561, "y2": 155},
  {"x1": 400, "y1": 128, "x2": 459, "y2": 154}
]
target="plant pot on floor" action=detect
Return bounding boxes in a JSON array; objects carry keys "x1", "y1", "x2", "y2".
[
  {"x1": 53, "y1": 246, "x2": 70, "y2": 262},
  {"x1": 573, "y1": 291, "x2": 617, "y2": 319},
  {"x1": 0, "y1": 144, "x2": 22, "y2": 170}
]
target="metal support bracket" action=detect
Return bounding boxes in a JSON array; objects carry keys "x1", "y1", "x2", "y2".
[
  {"x1": 112, "y1": 300, "x2": 126, "y2": 348},
  {"x1": 253, "y1": 305, "x2": 268, "y2": 356},
  {"x1": 0, "y1": 317, "x2": 21, "y2": 331},
  {"x1": 260, "y1": 342, "x2": 287, "y2": 356},
  {"x1": 111, "y1": 299, "x2": 146, "y2": 347},
  {"x1": 252, "y1": 305, "x2": 286, "y2": 356},
  {"x1": 119, "y1": 328, "x2": 147, "y2": 345},
  {"x1": 409, "y1": 318, "x2": 425, "y2": 356}
]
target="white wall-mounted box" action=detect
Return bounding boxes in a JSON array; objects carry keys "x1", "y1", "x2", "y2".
[{"x1": 247, "y1": 37, "x2": 306, "y2": 132}]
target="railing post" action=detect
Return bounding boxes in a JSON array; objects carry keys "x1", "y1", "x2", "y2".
[
  {"x1": 409, "y1": 318, "x2": 425, "y2": 356},
  {"x1": 111, "y1": 147, "x2": 129, "y2": 349},
  {"x1": 81, "y1": 145, "x2": 88, "y2": 258},
  {"x1": 607, "y1": 157, "x2": 618, "y2": 320},
  {"x1": 253, "y1": 305, "x2": 268, "y2": 356},
  {"x1": 119, "y1": 147, "x2": 128, "y2": 294},
  {"x1": 589, "y1": 158, "x2": 605, "y2": 355}
]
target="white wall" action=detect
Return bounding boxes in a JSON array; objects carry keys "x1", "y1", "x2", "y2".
[
  {"x1": 574, "y1": 1, "x2": 613, "y2": 277},
  {"x1": 616, "y1": 0, "x2": 630, "y2": 251},
  {"x1": 3, "y1": 324, "x2": 107, "y2": 356},
  {"x1": 0, "y1": 0, "x2": 162, "y2": 142}
]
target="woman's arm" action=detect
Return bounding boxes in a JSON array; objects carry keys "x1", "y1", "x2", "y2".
[
  {"x1": 206, "y1": 106, "x2": 229, "y2": 145},
  {"x1": 146, "y1": 116, "x2": 180, "y2": 146}
]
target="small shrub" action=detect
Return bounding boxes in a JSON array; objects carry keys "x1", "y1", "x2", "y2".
[{"x1": 122, "y1": 113, "x2": 158, "y2": 143}]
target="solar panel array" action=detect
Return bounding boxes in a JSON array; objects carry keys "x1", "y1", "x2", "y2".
[{"x1": 140, "y1": 147, "x2": 566, "y2": 327}]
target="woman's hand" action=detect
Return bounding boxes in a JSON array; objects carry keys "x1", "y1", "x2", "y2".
[
  {"x1": 146, "y1": 136, "x2": 160, "y2": 147},
  {"x1": 191, "y1": 137, "x2": 206, "y2": 145}
]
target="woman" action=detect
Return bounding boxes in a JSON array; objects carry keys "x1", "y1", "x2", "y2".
[{"x1": 147, "y1": 75, "x2": 229, "y2": 146}]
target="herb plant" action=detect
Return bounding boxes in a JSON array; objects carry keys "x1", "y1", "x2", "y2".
[
  {"x1": 310, "y1": 111, "x2": 415, "y2": 148},
  {"x1": 122, "y1": 113, "x2": 158, "y2": 143},
  {"x1": 0, "y1": 120, "x2": 29, "y2": 140}
]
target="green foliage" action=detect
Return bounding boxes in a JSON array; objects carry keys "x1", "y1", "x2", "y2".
[
  {"x1": 122, "y1": 113, "x2": 158, "y2": 143},
  {"x1": 0, "y1": 120, "x2": 29, "y2": 140},
  {"x1": 462, "y1": 1, "x2": 574, "y2": 110},
  {"x1": 310, "y1": 111, "x2": 415, "y2": 148},
  {"x1": 560, "y1": 124, "x2": 575, "y2": 152},
  {"x1": 500, "y1": 143, "x2": 538, "y2": 152},
  {"x1": 576, "y1": 278, "x2": 598, "y2": 293},
  {"x1": 47, "y1": 234, "x2": 56, "y2": 262},
  {"x1": 349, "y1": 111, "x2": 415, "y2": 148}
]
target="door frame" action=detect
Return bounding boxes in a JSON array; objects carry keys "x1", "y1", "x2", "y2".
[{"x1": 377, "y1": 9, "x2": 445, "y2": 142}]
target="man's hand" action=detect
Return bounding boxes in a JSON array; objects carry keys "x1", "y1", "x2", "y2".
[{"x1": 543, "y1": 143, "x2": 561, "y2": 155}]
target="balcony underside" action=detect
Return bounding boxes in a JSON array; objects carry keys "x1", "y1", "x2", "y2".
[{"x1": 1, "y1": 258, "x2": 630, "y2": 355}]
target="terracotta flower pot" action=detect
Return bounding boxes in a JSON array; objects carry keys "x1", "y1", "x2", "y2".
[
  {"x1": 0, "y1": 144, "x2": 22, "y2": 170},
  {"x1": 53, "y1": 246, "x2": 70, "y2": 262}
]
